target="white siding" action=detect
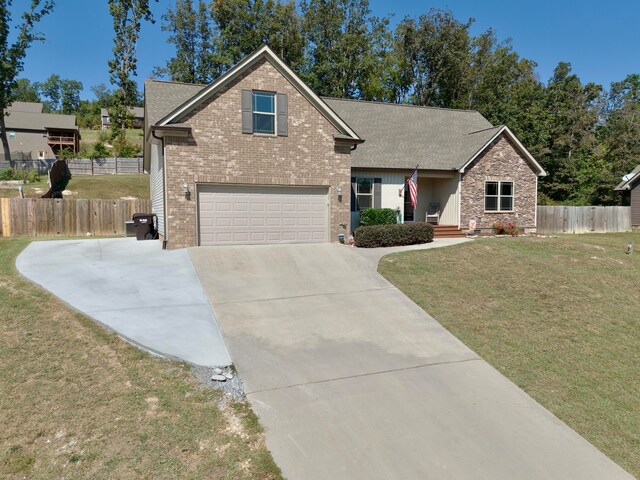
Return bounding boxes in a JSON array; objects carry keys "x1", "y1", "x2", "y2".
[
  {"x1": 351, "y1": 171, "x2": 405, "y2": 229},
  {"x1": 150, "y1": 142, "x2": 165, "y2": 237},
  {"x1": 352, "y1": 170, "x2": 459, "y2": 226}
]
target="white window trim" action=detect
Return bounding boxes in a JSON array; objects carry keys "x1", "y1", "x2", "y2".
[
  {"x1": 484, "y1": 180, "x2": 514, "y2": 213},
  {"x1": 355, "y1": 177, "x2": 374, "y2": 211},
  {"x1": 252, "y1": 91, "x2": 277, "y2": 135}
]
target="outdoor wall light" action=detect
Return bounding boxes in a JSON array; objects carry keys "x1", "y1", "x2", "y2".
[
  {"x1": 183, "y1": 183, "x2": 190, "y2": 199},
  {"x1": 337, "y1": 185, "x2": 342, "y2": 197}
]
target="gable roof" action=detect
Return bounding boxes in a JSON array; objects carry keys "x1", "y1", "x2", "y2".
[
  {"x1": 8, "y1": 101, "x2": 44, "y2": 113},
  {"x1": 614, "y1": 165, "x2": 640, "y2": 191},
  {"x1": 3, "y1": 109, "x2": 77, "y2": 131},
  {"x1": 324, "y1": 98, "x2": 545, "y2": 175},
  {"x1": 154, "y1": 45, "x2": 361, "y2": 141},
  {"x1": 101, "y1": 106, "x2": 145, "y2": 118}
]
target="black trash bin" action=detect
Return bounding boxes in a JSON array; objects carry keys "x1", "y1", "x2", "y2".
[{"x1": 132, "y1": 213, "x2": 156, "y2": 240}]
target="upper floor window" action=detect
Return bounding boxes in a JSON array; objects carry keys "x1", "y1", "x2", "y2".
[
  {"x1": 253, "y1": 91, "x2": 276, "y2": 134},
  {"x1": 485, "y1": 181, "x2": 513, "y2": 212}
]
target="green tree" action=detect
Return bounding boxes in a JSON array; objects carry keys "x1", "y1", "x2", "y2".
[
  {"x1": 595, "y1": 74, "x2": 640, "y2": 204},
  {"x1": 300, "y1": 0, "x2": 387, "y2": 99},
  {"x1": 539, "y1": 62, "x2": 602, "y2": 203},
  {"x1": 108, "y1": 0, "x2": 156, "y2": 140},
  {"x1": 13, "y1": 77, "x2": 40, "y2": 102},
  {"x1": 35, "y1": 74, "x2": 83, "y2": 114},
  {"x1": 91, "y1": 83, "x2": 116, "y2": 108},
  {"x1": 0, "y1": 0, "x2": 54, "y2": 161}
]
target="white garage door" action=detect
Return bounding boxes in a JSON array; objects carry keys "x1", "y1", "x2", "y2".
[{"x1": 198, "y1": 185, "x2": 329, "y2": 246}]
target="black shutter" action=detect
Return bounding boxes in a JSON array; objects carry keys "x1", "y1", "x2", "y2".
[
  {"x1": 351, "y1": 177, "x2": 357, "y2": 212},
  {"x1": 241, "y1": 89, "x2": 253, "y2": 134},
  {"x1": 373, "y1": 178, "x2": 382, "y2": 208},
  {"x1": 277, "y1": 93, "x2": 288, "y2": 136}
]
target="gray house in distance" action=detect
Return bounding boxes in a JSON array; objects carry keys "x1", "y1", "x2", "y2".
[
  {"x1": 101, "y1": 107, "x2": 144, "y2": 129},
  {"x1": 0, "y1": 102, "x2": 79, "y2": 160}
]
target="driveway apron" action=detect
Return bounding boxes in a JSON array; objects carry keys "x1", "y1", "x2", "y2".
[
  {"x1": 17, "y1": 238, "x2": 230, "y2": 367},
  {"x1": 189, "y1": 242, "x2": 633, "y2": 480}
]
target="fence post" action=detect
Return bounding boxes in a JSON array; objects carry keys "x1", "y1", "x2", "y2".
[{"x1": 115, "y1": 157, "x2": 118, "y2": 175}]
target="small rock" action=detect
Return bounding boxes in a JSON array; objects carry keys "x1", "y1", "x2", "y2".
[
  {"x1": 224, "y1": 373, "x2": 233, "y2": 380},
  {"x1": 211, "y1": 374, "x2": 227, "y2": 382},
  {"x1": 213, "y1": 367, "x2": 223, "y2": 375}
]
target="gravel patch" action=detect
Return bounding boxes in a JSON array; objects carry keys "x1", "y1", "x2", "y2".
[{"x1": 191, "y1": 364, "x2": 246, "y2": 401}]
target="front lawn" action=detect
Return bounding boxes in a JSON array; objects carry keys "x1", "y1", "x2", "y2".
[
  {"x1": 379, "y1": 233, "x2": 639, "y2": 478},
  {"x1": 0, "y1": 238, "x2": 282, "y2": 479}
]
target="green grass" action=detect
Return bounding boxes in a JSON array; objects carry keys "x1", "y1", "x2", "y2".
[
  {"x1": 378, "y1": 233, "x2": 640, "y2": 478},
  {"x1": 80, "y1": 128, "x2": 143, "y2": 152},
  {"x1": 0, "y1": 238, "x2": 283, "y2": 480},
  {"x1": 0, "y1": 174, "x2": 149, "y2": 199}
]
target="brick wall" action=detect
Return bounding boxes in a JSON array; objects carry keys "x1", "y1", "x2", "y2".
[
  {"x1": 163, "y1": 58, "x2": 351, "y2": 248},
  {"x1": 460, "y1": 134, "x2": 538, "y2": 231}
]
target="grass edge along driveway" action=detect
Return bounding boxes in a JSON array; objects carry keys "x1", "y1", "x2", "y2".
[
  {"x1": 0, "y1": 238, "x2": 282, "y2": 480},
  {"x1": 378, "y1": 233, "x2": 640, "y2": 479}
]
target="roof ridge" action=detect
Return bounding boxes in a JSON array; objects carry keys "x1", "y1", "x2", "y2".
[
  {"x1": 321, "y1": 96, "x2": 482, "y2": 114},
  {"x1": 468, "y1": 125, "x2": 503, "y2": 135},
  {"x1": 146, "y1": 78, "x2": 208, "y2": 87}
]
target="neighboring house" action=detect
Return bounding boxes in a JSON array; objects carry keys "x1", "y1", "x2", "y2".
[
  {"x1": 144, "y1": 45, "x2": 546, "y2": 249},
  {"x1": 0, "y1": 101, "x2": 80, "y2": 159},
  {"x1": 101, "y1": 107, "x2": 145, "y2": 129},
  {"x1": 615, "y1": 165, "x2": 640, "y2": 227}
]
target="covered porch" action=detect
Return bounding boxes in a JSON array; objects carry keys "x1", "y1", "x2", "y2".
[{"x1": 350, "y1": 170, "x2": 462, "y2": 235}]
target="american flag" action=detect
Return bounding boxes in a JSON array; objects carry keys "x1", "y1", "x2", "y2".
[{"x1": 407, "y1": 167, "x2": 418, "y2": 209}]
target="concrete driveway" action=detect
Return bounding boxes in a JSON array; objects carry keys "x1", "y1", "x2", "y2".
[
  {"x1": 17, "y1": 238, "x2": 230, "y2": 367},
  {"x1": 190, "y1": 242, "x2": 633, "y2": 480}
]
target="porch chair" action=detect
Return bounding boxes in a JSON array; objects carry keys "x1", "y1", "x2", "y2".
[{"x1": 425, "y1": 202, "x2": 440, "y2": 225}]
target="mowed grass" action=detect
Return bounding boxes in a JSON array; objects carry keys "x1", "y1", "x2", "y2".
[
  {"x1": 0, "y1": 238, "x2": 283, "y2": 480},
  {"x1": 378, "y1": 233, "x2": 640, "y2": 477},
  {"x1": 80, "y1": 128, "x2": 144, "y2": 152},
  {"x1": 0, "y1": 174, "x2": 149, "y2": 199}
]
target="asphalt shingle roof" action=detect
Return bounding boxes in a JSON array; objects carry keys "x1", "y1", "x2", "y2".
[
  {"x1": 4, "y1": 104, "x2": 77, "y2": 131},
  {"x1": 144, "y1": 79, "x2": 505, "y2": 171},
  {"x1": 144, "y1": 79, "x2": 206, "y2": 128},
  {"x1": 614, "y1": 165, "x2": 640, "y2": 191},
  {"x1": 323, "y1": 98, "x2": 499, "y2": 171}
]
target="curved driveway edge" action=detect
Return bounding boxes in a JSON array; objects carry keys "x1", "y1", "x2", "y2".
[
  {"x1": 16, "y1": 238, "x2": 230, "y2": 367},
  {"x1": 190, "y1": 241, "x2": 634, "y2": 480}
]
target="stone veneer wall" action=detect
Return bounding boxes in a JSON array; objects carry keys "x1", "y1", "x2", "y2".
[
  {"x1": 162, "y1": 58, "x2": 351, "y2": 249},
  {"x1": 460, "y1": 134, "x2": 538, "y2": 231}
]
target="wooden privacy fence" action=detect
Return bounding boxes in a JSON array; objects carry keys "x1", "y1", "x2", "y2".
[
  {"x1": 0, "y1": 198, "x2": 151, "y2": 238},
  {"x1": 0, "y1": 158, "x2": 145, "y2": 175},
  {"x1": 536, "y1": 206, "x2": 631, "y2": 234}
]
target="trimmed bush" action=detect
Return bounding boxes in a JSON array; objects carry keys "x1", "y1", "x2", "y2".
[
  {"x1": 359, "y1": 207, "x2": 398, "y2": 226},
  {"x1": 354, "y1": 222, "x2": 434, "y2": 248}
]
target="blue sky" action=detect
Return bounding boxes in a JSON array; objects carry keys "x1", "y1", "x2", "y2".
[{"x1": 14, "y1": 0, "x2": 640, "y2": 99}]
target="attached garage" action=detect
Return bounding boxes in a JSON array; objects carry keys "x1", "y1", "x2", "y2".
[{"x1": 197, "y1": 185, "x2": 330, "y2": 246}]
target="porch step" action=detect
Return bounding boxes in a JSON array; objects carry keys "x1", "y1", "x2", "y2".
[{"x1": 432, "y1": 225, "x2": 466, "y2": 238}]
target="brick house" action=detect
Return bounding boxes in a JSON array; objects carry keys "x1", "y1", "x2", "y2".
[{"x1": 144, "y1": 45, "x2": 546, "y2": 249}]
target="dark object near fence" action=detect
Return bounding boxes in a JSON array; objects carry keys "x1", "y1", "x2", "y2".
[
  {"x1": 40, "y1": 160, "x2": 72, "y2": 198},
  {"x1": 132, "y1": 213, "x2": 157, "y2": 240},
  {"x1": 354, "y1": 222, "x2": 434, "y2": 248}
]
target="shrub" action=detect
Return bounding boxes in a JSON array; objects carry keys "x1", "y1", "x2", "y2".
[
  {"x1": 0, "y1": 168, "x2": 15, "y2": 180},
  {"x1": 359, "y1": 208, "x2": 398, "y2": 226},
  {"x1": 354, "y1": 222, "x2": 434, "y2": 248},
  {"x1": 0, "y1": 168, "x2": 40, "y2": 183},
  {"x1": 492, "y1": 222, "x2": 520, "y2": 236}
]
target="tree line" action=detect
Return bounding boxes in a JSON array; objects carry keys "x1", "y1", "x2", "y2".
[{"x1": 1, "y1": 0, "x2": 638, "y2": 205}]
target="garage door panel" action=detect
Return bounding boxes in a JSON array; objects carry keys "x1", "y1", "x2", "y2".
[{"x1": 198, "y1": 185, "x2": 329, "y2": 246}]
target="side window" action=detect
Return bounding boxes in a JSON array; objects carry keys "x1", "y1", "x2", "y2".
[
  {"x1": 8, "y1": 130, "x2": 15, "y2": 139},
  {"x1": 253, "y1": 91, "x2": 276, "y2": 134}
]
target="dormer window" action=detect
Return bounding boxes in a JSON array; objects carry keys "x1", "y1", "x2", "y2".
[{"x1": 253, "y1": 92, "x2": 276, "y2": 135}]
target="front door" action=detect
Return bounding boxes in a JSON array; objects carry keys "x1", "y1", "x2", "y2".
[{"x1": 403, "y1": 178, "x2": 414, "y2": 222}]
